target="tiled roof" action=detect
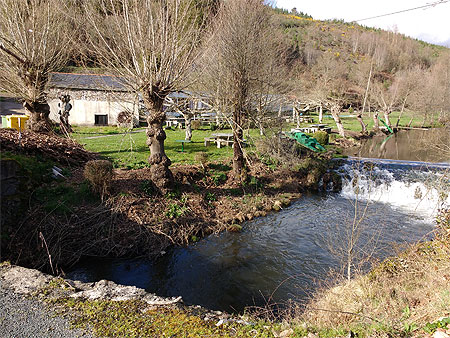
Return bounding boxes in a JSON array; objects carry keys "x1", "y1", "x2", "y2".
[{"x1": 49, "y1": 72, "x2": 129, "y2": 91}]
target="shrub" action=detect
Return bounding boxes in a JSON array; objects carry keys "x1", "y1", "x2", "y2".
[
  {"x1": 306, "y1": 131, "x2": 329, "y2": 145},
  {"x1": 191, "y1": 120, "x2": 201, "y2": 130},
  {"x1": 83, "y1": 160, "x2": 114, "y2": 199},
  {"x1": 194, "y1": 152, "x2": 208, "y2": 172},
  {"x1": 313, "y1": 131, "x2": 329, "y2": 145}
]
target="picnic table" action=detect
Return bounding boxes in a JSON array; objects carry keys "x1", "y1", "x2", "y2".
[
  {"x1": 292, "y1": 124, "x2": 331, "y2": 134},
  {"x1": 204, "y1": 133, "x2": 234, "y2": 148}
]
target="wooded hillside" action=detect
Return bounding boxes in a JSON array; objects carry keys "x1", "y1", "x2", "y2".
[{"x1": 274, "y1": 8, "x2": 450, "y2": 131}]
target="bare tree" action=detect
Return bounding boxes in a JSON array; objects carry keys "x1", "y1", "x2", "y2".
[
  {"x1": 0, "y1": 0, "x2": 73, "y2": 132},
  {"x1": 307, "y1": 52, "x2": 350, "y2": 137},
  {"x1": 83, "y1": 0, "x2": 211, "y2": 191},
  {"x1": 204, "y1": 0, "x2": 284, "y2": 177}
]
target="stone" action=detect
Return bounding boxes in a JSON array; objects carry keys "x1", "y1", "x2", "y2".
[
  {"x1": 433, "y1": 330, "x2": 450, "y2": 338},
  {"x1": 279, "y1": 328, "x2": 294, "y2": 337},
  {"x1": 0, "y1": 264, "x2": 182, "y2": 306},
  {"x1": 0, "y1": 265, "x2": 52, "y2": 294},
  {"x1": 273, "y1": 200, "x2": 282, "y2": 211}
]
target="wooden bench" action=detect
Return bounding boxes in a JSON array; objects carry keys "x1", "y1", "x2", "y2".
[
  {"x1": 216, "y1": 139, "x2": 234, "y2": 148},
  {"x1": 204, "y1": 137, "x2": 216, "y2": 146}
]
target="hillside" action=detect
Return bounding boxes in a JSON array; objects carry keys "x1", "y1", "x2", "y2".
[{"x1": 272, "y1": 9, "x2": 450, "y2": 130}]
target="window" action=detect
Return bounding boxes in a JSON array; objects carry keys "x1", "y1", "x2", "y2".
[{"x1": 95, "y1": 114, "x2": 108, "y2": 126}]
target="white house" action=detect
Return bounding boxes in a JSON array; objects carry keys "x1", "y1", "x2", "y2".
[{"x1": 48, "y1": 73, "x2": 139, "y2": 126}]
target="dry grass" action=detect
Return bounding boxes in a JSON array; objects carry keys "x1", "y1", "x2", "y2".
[
  {"x1": 300, "y1": 209, "x2": 450, "y2": 336},
  {"x1": 83, "y1": 160, "x2": 114, "y2": 199}
]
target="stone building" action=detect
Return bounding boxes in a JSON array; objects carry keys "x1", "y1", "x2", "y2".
[{"x1": 48, "y1": 73, "x2": 139, "y2": 126}]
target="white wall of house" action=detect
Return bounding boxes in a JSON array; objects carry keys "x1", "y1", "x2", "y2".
[{"x1": 48, "y1": 89, "x2": 139, "y2": 126}]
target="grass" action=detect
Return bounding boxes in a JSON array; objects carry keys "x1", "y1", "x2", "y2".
[
  {"x1": 72, "y1": 109, "x2": 443, "y2": 168},
  {"x1": 301, "y1": 210, "x2": 450, "y2": 337},
  {"x1": 297, "y1": 110, "x2": 442, "y2": 132},
  {"x1": 0, "y1": 151, "x2": 56, "y2": 185},
  {"x1": 73, "y1": 126, "x2": 263, "y2": 168}
]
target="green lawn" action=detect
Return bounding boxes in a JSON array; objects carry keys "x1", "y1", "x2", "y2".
[
  {"x1": 297, "y1": 110, "x2": 441, "y2": 132},
  {"x1": 73, "y1": 127, "x2": 256, "y2": 168},
  {"x1": 73, "y1": 110, "x2": 439, "y2": 168}
]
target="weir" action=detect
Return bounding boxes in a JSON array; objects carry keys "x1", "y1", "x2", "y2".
[
  {"x1": 333, "y1": 157, "x2": 450, "y2": 217},
  {"x1": 68, "y1": 158, "x2": 447, "y2": 313}
]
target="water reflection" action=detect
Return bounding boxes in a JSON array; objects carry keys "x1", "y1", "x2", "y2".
[
  {"x1": 67, "y1": 193, "x2": 434, "y2": 313},
  {"x1": 343, "y1": 129, "x2": 450, "y2": 163}
]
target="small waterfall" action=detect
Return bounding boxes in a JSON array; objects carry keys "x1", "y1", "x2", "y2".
[{"x1": 335, "y1": 157, "x2": 450, "y2": 217}]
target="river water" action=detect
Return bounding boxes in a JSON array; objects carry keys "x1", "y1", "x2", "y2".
[
  {"x1": 343, "y1": 128, "x2": 450, "y2": 163},
  {"x1": 67, "y1": 129, "x2": 450, "y2": 313}
]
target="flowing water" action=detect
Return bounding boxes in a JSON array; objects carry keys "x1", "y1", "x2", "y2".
[{"x1": 67, "y1": 130, "x2": 450, "y2": 313}]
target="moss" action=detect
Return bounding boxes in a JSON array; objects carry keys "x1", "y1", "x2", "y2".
[{"x1": 51, "y1": 298, "x2": 276, "y2": 338}]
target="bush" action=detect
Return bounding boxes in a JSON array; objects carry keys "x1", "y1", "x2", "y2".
[
  {"x1": 306, "y1": 131, "x2": 329, "y2": 145},
  {"x1": 191, "y1": 120, "x2": 201, "y2": 130},
  {"x1": 194, "y1": 152, "x2": 208, "y2": 171},
  {"x1": 83, "y1": 160, "x2": 114, "y2": 199}
]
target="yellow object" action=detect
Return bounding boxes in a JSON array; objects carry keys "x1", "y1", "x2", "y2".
[{"x1": 6, "y1": 115, "x2": 29, "y2": 132}]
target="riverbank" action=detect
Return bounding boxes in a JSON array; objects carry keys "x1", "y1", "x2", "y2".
[
  {"x1": 301, "y1": 208, "x2": 450, "y2": 338},
  {"x1": 1, "y1": 128, "x2": 335, "y2": 271},
  {"x1": 1, "y1": 210, "x2": 449, "y2": 338},
  {"x1": 2, "y1": 128, "x2": 449, "y2": 337}
]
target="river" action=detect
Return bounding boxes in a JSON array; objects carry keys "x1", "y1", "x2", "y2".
[{"x1": 67, "y1": 129, "x2": 450, "y2": 313}]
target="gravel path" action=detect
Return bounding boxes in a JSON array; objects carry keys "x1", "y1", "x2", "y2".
[{"x1": 0, "y1": 288, "x2": 94, "y2": 338}]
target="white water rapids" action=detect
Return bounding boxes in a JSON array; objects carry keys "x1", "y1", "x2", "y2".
[{"x1": 337, "y1": 157, "x2": 450, "y2": 218}]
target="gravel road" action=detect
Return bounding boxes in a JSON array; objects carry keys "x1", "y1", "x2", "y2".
[{"x1": 0, "y1": 287, "x2": 94, "y2": 338}]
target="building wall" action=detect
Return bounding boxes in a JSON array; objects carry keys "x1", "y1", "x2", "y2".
[{"x1": 48, "y1": 89, "x2": 139, "y2": 126}]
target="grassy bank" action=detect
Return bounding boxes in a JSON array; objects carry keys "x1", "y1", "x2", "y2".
[
  {"x1": 2, "y1": 127, "x2": 333, "y2": 271},
  {"x1": 28, "y1": 209, "x2": 448, "y2": 338},
  {"x1": 300, "y1": 210, "x2": 450, "y2": 337}
]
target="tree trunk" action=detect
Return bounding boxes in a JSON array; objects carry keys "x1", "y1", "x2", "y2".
[
  {"x1": 23, "y1": 101, "x2": 52, "y2": 132},
  {"x1": 233, "y1": 109, "x2": 245, "y2": 178},
  {"x1": 258, "y1": 118, "x2": 264, "y2": 136},
  {"x1": 58, "y1": 95, "x2": 73, "y2": 135},
  {"x1": 184, "y1": 115, "x2": 192, "y2": 141},
  {"x1": 144, "y1": 94, "x2": 173, "y2": 192},
  {"x1": 293, "y1": 105, "x2": 300, "y2": 128},
  {"x1": 384, "y1": 109, "x2": 392, "y2": 127},
  {"x1": 319, "y1": 105, "x2": 323, "y2": 123},
  {"x1": 330, "y1": 107, "x2": 345, "y2": 137},
  {"x1": 356, "y1": 112, "x2": 367, "y2": 134},
  {"x1": 256, "y1": 108, "x2": 264, "y2": 136},
  {"x1": 373, "y1": 112, "x2": 380, "y2": 132}
]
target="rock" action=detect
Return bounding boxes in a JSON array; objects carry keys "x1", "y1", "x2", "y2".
[
  {"x1": 0, "y1": 265, "x2": 52, "y2": 294},
  {"x1": 70, "y1": 279, "x2": 182, "y2": 305},
  {"x1": 0, "y1": 264, "x2": 182, "y2": 306},
  {"x1": 215, "y1": 318, "x2": 229, "y2": 326},
  {"x1": 279, "y1": 328, "x2": 294, "y2": 337},
  {"x1": 306, "y1": 333, "x2": 319, "y2": 338},
  {"x1": 273, "y1": 200, "x2": 282, "y2": 211},
  {"x1": 433, "y1": 329, "x2": 450, "y2": 338}
]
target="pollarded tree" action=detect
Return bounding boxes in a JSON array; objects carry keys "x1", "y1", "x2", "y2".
[
  {"x1": 83, "y1": 0, "x2": 211, "y2": 192},
  {"x1": 0, "y1": 0, "x2": 73, "y2": 132},
  {"x1": 204, "y1": 0, "x2": 283, "y2": 178}
]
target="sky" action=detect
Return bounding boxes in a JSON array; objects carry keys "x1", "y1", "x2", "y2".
[{"x1": 273, "y1": 0, "x2": 450, "y2": 46}]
